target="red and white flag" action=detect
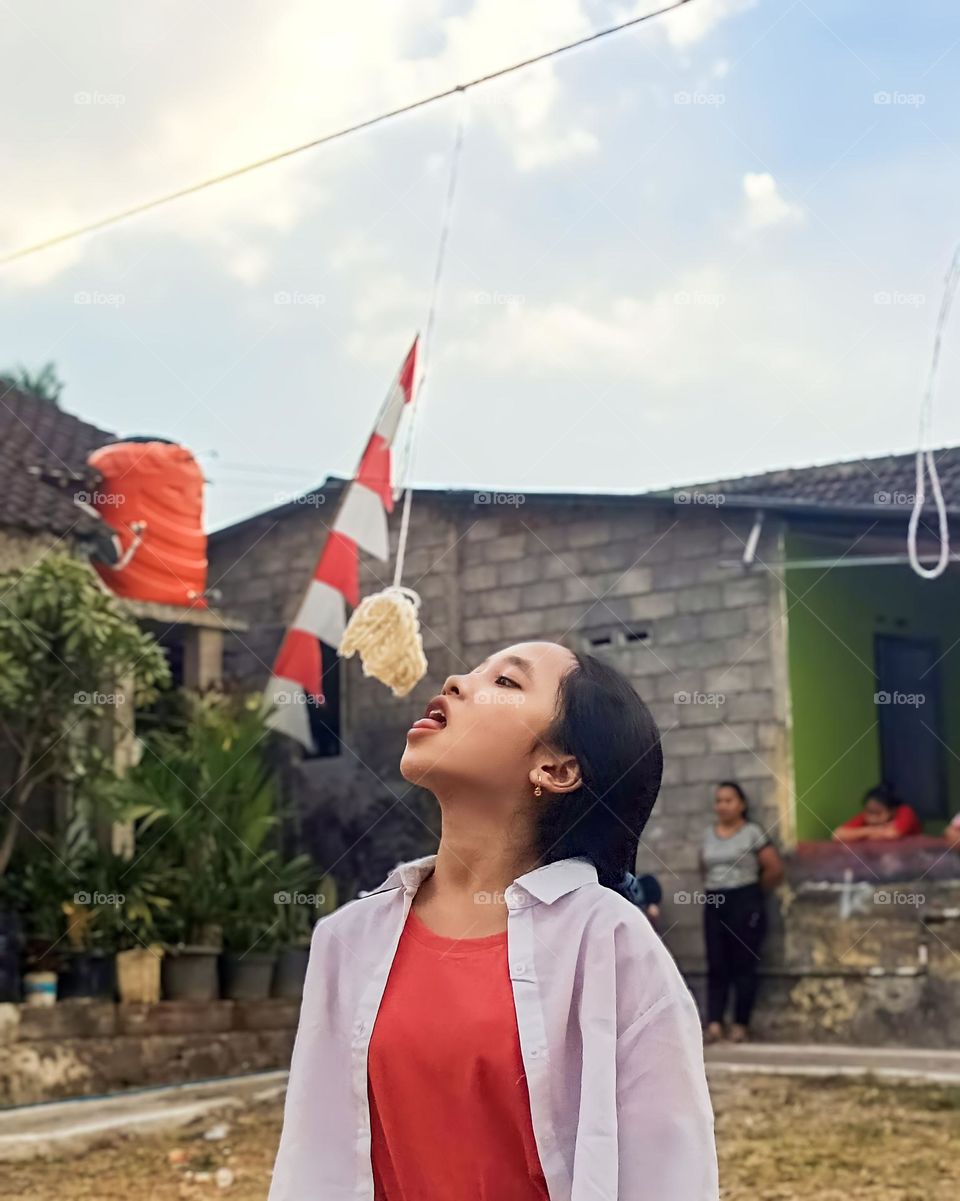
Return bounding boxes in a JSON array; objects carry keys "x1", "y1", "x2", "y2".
[{"x1": 265, "y1": 338, "x2": 419, "y2": 749}]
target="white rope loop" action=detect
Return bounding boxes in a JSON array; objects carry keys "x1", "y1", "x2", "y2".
[{"x1": 907, "y1": 244, "x2": 960, "y2": 581}]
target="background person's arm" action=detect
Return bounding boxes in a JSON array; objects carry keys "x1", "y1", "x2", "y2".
[
  {"x1": 860, "y1": 821, "x2": 901, "y2": 840},
  {"x1": 834, "y1": 813, "x2": 868, "y2": 842},
  {"x1": 757, "y1": 843, "x2": 784, "y2": 888}
]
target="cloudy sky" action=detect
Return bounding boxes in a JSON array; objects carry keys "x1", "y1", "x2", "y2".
[{"x1": 2, "y1": 0, "x2": 959, "y2": 529}]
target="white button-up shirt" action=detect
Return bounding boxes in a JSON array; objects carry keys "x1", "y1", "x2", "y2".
[{"x1": 269, "y1": 854, "x2": 718, "y2": 1200}]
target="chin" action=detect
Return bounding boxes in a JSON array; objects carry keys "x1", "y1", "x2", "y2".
[{"x1": 399, "y1": 743, "x2": 432, "y2": 785}]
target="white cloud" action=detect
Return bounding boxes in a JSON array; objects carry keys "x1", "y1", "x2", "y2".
[
  {"x1": 445, "y1": 269, "x2": 738, "y2": 386},
  {"x1": 660, "y1": 0, "x2": 759, "y2": 48},
  {"x1": 741, "y1": 172, "x2": 803, "y2": 230},
  {"x1": 0, "y1": 0, "x2": 756, "y2": 288}
]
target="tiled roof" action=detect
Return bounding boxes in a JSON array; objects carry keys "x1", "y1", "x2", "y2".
[
  {"x1": 210, "y1": 446, "x2": 960, "y2": 539},
  {"x1": 685, "y1": 447, "x2": 960, "y2": 513},
  {"x1": 0, "y1": 382, "x2": 115, "y2": 536}
]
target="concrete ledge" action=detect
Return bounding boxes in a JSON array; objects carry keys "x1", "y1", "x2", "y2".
[
  {"x1": 0, "y1": 1071, "x2": 287, "y2": 1162},
  {"x1": 0, "y1": 1000, "x2": 298, "y2": 1107}
]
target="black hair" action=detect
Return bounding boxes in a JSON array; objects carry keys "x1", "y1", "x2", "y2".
[
  {"x1": 863, "y1": 783, "x2": 899, "y2": 814},
  {"x1": 716, "y1": 780, "x2": 750, "y2": 820},
  {"x1": 534, "y1": 651, "x2": 663, "y2": 890}
]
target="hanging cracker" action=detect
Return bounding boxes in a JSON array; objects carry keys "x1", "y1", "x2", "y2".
[{"x1": 339, "y1": 585, "x2": 428, "y2": 698}]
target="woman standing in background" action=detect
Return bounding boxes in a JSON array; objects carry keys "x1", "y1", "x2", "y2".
[{"x1": 700, "y1": 781, "x2": 783, "y2": 1044}]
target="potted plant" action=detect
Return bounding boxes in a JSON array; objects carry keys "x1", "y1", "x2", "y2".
[
  {"x1": 57, "y1": 818, "x2": 118, "y2": 1001},
  {"x1": 219, "y1": 846, "x2": 283, "y2": 1001},
  {"x1": 273, "y1": 870, "x2": 337, "y2": 999},
  {"x1": 5, "y1": 836, "x2": 83, "y2": 1003},
  {"x1": 157, "y1": 864, "x2": 223, "y2": 1002},
  {"x1": 58, "y1": 913, "x2": 117, "y2": 1000},
  {"x1": 126, "y1": 692, "x2": 288, "y2": 1002}
]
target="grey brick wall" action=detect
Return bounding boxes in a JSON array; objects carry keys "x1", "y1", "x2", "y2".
[{"x1": 209, "y1": 493, "x2": 790, "y2": 970}]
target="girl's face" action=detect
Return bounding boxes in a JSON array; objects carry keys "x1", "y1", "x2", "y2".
[
  {"x1": 714, "y1": 785, "x2": 745, "y2": 823},
  {"x1": 863, "y1": 797, "x2": 893, "y2": 825},
  {"x1": 400, "y1": 641, "x2": 581, "y2": 800}
]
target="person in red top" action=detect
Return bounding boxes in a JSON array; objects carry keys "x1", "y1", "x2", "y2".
[{"x1": 833, "y1": 784, "x2": 922, "y2": 842}]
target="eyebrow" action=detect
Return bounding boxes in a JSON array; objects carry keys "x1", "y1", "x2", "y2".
[{"x1": 475, "y1": 653, "x2": 535, "y2": 680}]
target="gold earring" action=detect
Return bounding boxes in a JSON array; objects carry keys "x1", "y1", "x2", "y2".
[{"x1": 534, "y1": 775, "x2": 543, "y2": 798}]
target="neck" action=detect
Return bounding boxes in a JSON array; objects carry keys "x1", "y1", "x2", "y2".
[{"x1": 427, "y1": 788, "x2": 541, "y2": 898}]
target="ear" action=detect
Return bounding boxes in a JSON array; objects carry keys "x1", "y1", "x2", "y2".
[{"x1": 530, "y1": 754, "x2": 581, "y2": 796}]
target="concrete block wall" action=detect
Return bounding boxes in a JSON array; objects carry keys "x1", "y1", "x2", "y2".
[
  {"x1": 210, "y1": 493, "x2": 791, "y2": 972},
  {"x1": 0, "y1": 999, "x2": 299, "y2": 1106}
]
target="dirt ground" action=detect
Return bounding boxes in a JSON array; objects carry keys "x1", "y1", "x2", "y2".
[{"x1": 1, "y1": 1073, "x2": 958, "y2": 1200}]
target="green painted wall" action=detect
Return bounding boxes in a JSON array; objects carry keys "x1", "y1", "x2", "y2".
[{"x1": 785, "y1": 532, "x2": 960, "y2": 839}]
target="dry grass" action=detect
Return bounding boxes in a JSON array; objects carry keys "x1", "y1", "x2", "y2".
[
  {"x1": 1, "y1": 1073, "x2": 958, "y2": 1199},
  {"x1": 713, "y1": 1073, "x2": 960, "y2": 1200}
]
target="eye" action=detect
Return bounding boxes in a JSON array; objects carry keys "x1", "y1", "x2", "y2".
[{"x1": 495, "y1": 674, "x2": 519, "y2": 688}]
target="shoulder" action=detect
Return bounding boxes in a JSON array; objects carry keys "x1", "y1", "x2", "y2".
[
  {"x1": 310, "y1": 884, "x2": 401, "y2": 946},
  {"x1": 566, "y1": 884, "x2": 696, "y2": 1033},
  {"x1": 745, "y1": 821, "x2": 771, "y2": 847}
]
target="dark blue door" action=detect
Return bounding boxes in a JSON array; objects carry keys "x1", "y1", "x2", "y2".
[{"x1": 874, "y1": 634, "x2": 947, "y2": 822}]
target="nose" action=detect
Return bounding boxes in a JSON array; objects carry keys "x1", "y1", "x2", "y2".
[{"x1": 442, "y1": 673, "x2": 464, "y2": 697}]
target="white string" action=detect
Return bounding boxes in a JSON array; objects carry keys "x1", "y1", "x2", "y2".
[
  {"x1": 907, "y1": 243, "x2": 960, "y2": 580},
  {"x1": 392, "y1": 91, "x2": 468, "y2": 589}
]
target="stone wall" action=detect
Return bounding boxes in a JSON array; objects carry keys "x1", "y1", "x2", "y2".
[
  {"x1": 0, "y1": 528, "x2": 63, "y2": 574},
  {"x1": 719, "y1": 880, "x2": 960, "y2": 1046},
  {"x1": 210, "y1": 492, "x2": 791, "y2": 972},
  {"x1": 0, "y1": 999, "x2": 299, "y2": 1106}
]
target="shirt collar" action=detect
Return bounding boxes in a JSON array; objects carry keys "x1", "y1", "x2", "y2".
[{"x1": 369, "y1": 854, "x2": 597, "y2": 905}]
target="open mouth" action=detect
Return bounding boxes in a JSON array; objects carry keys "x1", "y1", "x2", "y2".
[{"x1": 408, "y1": 698, "x2": 448, "y2": 734}]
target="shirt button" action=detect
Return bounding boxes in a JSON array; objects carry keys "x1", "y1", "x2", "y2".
[
  {"x1": 513, "y1": 962, "x2": 526, "y2": 974},
  {"x1": 354, "y1": 1020, "x2": 366, "y2": 1035}
]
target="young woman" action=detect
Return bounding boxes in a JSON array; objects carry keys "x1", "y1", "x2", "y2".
[
  {"x1": 700, "y1": 780, "x2": 783, "y2": 1045},
  {"x1": 270, "y1": 641, "x2": 718, "y2": 1200},
  {"x1": 833, "y1": 784, "x2": 921, "y2": 841}
]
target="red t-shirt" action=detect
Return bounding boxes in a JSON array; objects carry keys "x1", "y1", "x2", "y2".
[
  {"x1": 367, "y1": 907, "x2": 549, "y2": 1201},
  {"x1": 841, "y1": 804, "x2": 921, "y2": 837}
]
